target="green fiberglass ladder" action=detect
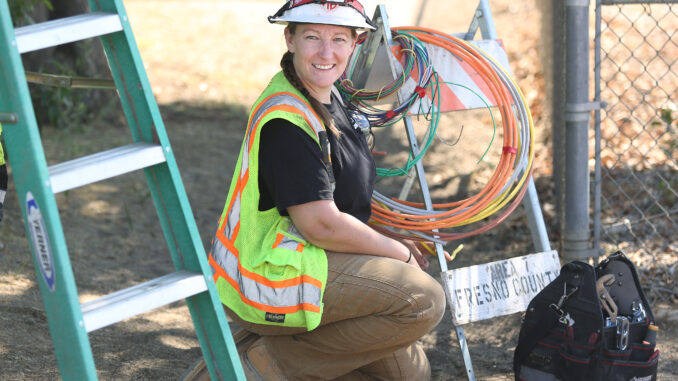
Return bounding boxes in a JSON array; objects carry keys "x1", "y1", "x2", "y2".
[{"x1": 0, "y1": 1, "x2": 244, "y2": 379}]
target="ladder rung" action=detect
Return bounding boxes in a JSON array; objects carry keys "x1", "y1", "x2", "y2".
[
  {"x1": 81, "y1": 271, "x2": 208, "y2": 332},
  {"x1": 15, "y1": 12, "x2": 123, "y2": 54},
  {"x1": 48, "y1": 142, "x2": 167, "y2": 194}
]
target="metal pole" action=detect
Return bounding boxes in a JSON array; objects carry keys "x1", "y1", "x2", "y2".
[
  {"x1": 563, "y1": 0, "x2": 593, "y2": 262},
  {"x1": 593, "y1": 0, "x2": 603, "y2": 265},
  {"x1": 551, "y1": 0, "x2": 567, "y2": 255}
]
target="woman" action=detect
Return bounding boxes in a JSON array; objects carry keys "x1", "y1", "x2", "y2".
[{"x1": 209, "y1": 1, "x2": 447, "y2": 379}]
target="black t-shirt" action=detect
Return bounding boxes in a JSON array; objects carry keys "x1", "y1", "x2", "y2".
[{"x1": 258, "y1": 94, "x2": 376, "y2": 222}]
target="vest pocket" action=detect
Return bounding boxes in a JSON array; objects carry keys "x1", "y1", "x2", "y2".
[
  {"x1": 258, "y1": 247, "x2": 302, "y2": 280},
  {"x1": 249, "y1": 218, "x2": 306, "y2": 279}
]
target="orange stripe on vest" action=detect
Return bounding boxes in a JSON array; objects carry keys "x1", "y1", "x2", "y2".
[{"x1": 212, "y1": 254, "x2": 321, "y2": 314}]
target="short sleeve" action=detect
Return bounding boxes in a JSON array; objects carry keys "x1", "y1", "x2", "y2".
[{"x1": 258, "y1": 118, "x2": 334, "y2": 215}]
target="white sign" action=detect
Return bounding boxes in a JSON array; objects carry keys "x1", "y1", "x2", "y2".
[{"x1": 442, "y1": 250, "x2": 561, "y2": 325}]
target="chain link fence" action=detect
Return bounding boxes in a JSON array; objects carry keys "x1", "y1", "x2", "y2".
[{"x1": 594, "y1": 0, "x2": 678, "y2": 304}]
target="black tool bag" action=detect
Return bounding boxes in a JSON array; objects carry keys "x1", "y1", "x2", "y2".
[{"x1": 513, "y1": 251, "x2": 659, "y2": 381}]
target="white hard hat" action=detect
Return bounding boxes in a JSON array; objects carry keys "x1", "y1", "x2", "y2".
[{"x1": 269, "y1": 0, "x2": 376, "y2": 31}]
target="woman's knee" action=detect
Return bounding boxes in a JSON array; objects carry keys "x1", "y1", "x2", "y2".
[
  {"x1": 400, "y1": 269, "x2": 447, "y2": 334},
  {"x1": 325, "y1": 253, "x2": 446, "y2": 335},
  {"x1": 418, "y1": 273, "x2": 447, "y2": 329}
]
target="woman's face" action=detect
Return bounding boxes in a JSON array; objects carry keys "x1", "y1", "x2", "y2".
[{"x1": 285, "y1": 23, "x2": 356, "y2": 101}]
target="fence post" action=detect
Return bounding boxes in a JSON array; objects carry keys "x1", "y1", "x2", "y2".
[
  {"x1": 545, "y1": 0, "x2": 567, "y2": 255},
  {"x1": 563, "y1": 0, "x2": 594, "y2": 262}
]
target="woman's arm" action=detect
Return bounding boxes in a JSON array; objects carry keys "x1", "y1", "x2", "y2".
[{"x1": 287, "y1": 199, "x2": 421, "y2": 267}]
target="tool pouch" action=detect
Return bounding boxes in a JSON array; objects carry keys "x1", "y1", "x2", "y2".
[{"x1": 513, "y1": 251, "x2": 659, "y2": 381}]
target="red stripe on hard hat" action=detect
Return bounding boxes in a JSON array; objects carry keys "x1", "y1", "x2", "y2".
[
  {"x1": 289, "y1": 0, "x2": 365, "y2": 15},
  {"x1": 269, "y1": 0, "x2": 375, "y2": 31}
]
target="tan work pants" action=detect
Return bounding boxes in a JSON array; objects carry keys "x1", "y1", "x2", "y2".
[{"x1": 226, "y1": 251, "x2": 447, "y2": 380}]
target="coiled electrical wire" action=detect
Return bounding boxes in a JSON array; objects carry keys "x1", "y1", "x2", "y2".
[
  {"x1": 360, "y1": 27, "x2": 535, "y2": 243},
  {"x1": 337, "y1": 31, "x2": 442, "y2": 177},
  {"x1": 338, "y1": 31, "x2": 434, "y2": 127}
]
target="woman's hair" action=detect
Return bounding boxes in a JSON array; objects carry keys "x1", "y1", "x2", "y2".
[{"x1": 280, "y1": 23, "x2": 356, "y2": 138}]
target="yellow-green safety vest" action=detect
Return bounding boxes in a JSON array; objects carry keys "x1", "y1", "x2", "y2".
[
  {"x1": 0, "y1": 124, "x2": 4, "y2": 166},
  {"x1": 209, "y1": 72, "x2": 329, "y2": 331}
]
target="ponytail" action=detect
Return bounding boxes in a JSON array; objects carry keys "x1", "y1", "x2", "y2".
[{"x1": 280, "y1": 51, "x2": 342, "y2": 138}]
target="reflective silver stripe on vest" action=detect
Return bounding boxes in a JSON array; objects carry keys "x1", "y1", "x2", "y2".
[
  {"x1": 224, "y1": 191, "x2": 241, "y2": 242},
  {"x1": 274, "y1": 234, "x2": 303, "y2": 252},
  {"x1": 273, "y1": 222, "x2": 306, "y2": 251},
  {"x1": 223, "y1": 93, "x2": 324, "y2": 242},
  {"x1": 211, "y1": 237, "x2": 321, "y2": 308},
  {"x1": 287, "y1": 222, "x2": 305, "y2": 240}
]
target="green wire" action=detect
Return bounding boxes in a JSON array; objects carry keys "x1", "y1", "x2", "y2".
[
  {"x1": 373, "y1": 32, "x2": 440, "y2": 176},
  {"x1": 376, "y1": 71, "x2": 441, "y2": 177},
  {"x1": 436, "y1": 80, "x2": 497, "y2": 165},
  {"x1": 342, "y1": 30, "x2": 499, "y2": 178},
  {"x1": 375, "y1": 73, "x2": 498, "y2": 176},
  {"x1": 390, "y1": 29, "x2": 499, "y2": 164},
  {"x1": 340, "y1": 33, "x2": 417, "y2": 102}
]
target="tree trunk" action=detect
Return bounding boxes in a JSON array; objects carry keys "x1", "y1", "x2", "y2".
[{"x1": 19, "y1": 0, "x2": 117, "y2": 127}]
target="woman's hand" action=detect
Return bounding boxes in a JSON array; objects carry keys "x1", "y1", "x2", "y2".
[
  {"x1": 400, "y1": 239, "x2": 429, "y2": 271},
  {"x1": 399, "y1": 239, "x2": 453, "y2": 271}
]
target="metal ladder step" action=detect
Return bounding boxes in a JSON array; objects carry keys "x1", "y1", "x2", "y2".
[
  {"x1": 48, "y1": 142, "x2": 167, "y2": 194},
  {"x1": 81, "y1": 270, "x2": 208, "y2": 332},
  {"x1": 15, "y1": 12, "x2": 123, "y2": 54}
]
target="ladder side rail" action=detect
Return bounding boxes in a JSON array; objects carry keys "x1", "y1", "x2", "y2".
[
  {"x1": 401, "y1": 115, "x2": 476, "y2": 381},
  {"x1": 87, "y1": 0, "x2": 210, "y2": 272},
  {"x1": 185, "y1": 291, "x2": 246, "y2": 380},
  {"x1": 477, "y1": 0, "x2": 498, "y2": 39},
  {"x1": 89, "y1": 1, "x2": 245, "y2": 379},
  {"x1": 465, "y1": 0, "x2": 498, "y2": 40},
  {"x1": 90, "y1": 2, "x2": 155, "y2": 143},
  {"x1": 523, "y1": 179, "x2": 552, "y2": 252},
  {"x1": 400, "y1": 119, "x2": 449, "y2": 271},
  {"x1": 144, "y1": 163, "x2": 247, "y2": 380},
  {"x1": 368, "y1": 7, "x2": 478, "y2": 379},
  {"x1": 0, "y1": 3, "x2": 98, "y2": 380},
  {"x1": 87, "y1": 0, "x2": 204, "y2": 274}
]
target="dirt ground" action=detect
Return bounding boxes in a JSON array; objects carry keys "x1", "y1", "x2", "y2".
[{"x1": 1, "y1": 1, "x2": 676, "y2": 380}]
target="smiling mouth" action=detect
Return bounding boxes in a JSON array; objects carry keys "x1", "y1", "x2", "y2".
[{"x1": 313, "y1": 64, "x2": 335, "y2": 70}]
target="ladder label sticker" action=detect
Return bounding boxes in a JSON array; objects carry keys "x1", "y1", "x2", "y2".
[
  {"x1": 26, "y1": 192, "x2": 55, "y2": 292},
  {"x1": 442, "y1": 250, "x2": 560, "y2": 325}
]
